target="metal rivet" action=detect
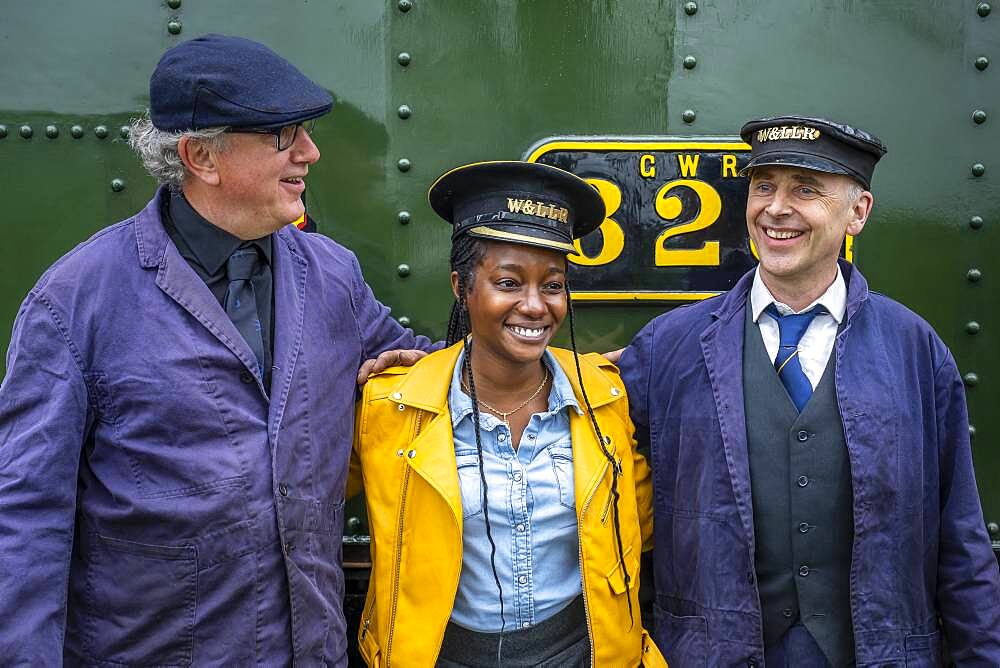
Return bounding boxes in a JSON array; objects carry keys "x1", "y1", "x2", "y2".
[
  {"x1": 45, "y1": 125, "x2": 58, "y2": 139},
  {"x1": 119, "y1": 126, "x2": 130, "y2": 139},
  {"x1": 603, "y1": 435, "x2": 612, "y2": 445},
  {"x1": 70, "y1": 125, "x2": 84, "y2": 139},
  {"x1": 398, "y1": 316, "x2": 411, "y2": 327},
  {"x1": 610, "y1": 387, "x2": 620, "y2": 396},
  {"x1": 972, "y1": 163, "x2": 986, "y2": 177},
  {"x1": 94, "y1": 125, "x2": 108, "y2": 139},
  {"x1": 964, "y1": 372, "x2": 980, "y2": 387},
  {"x1": 167, "y1": 0, "x2": 182, "y2": 8},
  {"x1": 970, "y1": 425, "x2": 978, "y2": 439},
  {"x1": 397, "y1": 403, "x2": 405, "y2": 411},
  {"x1": 396, "y1": 449, "x2": 404, "y2": 457},
  {"x1": 0, "y1": 125, "x2": 6, "y2": 139},
  {"x1": 967, "y1": 268, "x2": 982, "y2": 282},
  {"x1": 19, "y1": 125, "x2": 32, "y2": 139},
  {"x1": 683, "y1": 1, "x2": 698, "y2": 15},
  {"x1": 988, "y1": 521, "x2": 999, "y2": 535},
  {"x1": 346, "y1": 516, "x2": 361, "y2": 532},
  {"x1": 391, "y1": 392, "x2": 402, "y2": 400},
  {"x1": 398, "y1": 210, "x2": 411, "y2": 225},
  {"x1": 970, "y1": 215, "x2": 984, "y2": 229},
  {"x1": 979, "y1": 2, "x2": 992, "y2": 16},
  {"x1": 397, "y1": 263, "x2": 411, "y2": 277},
  {"x1": 397, "y1": 158, "x2": 411, "y2": 172},
  {"x1": 397, "y1": 104, "x2": 412, "y2": 119},
  {"x1": 975, "y1": 56, "x2": 989, "y2": 71},
  {"x1": 111, "y1": 178, "x2": 126, "y2": 192},
  {"x1": 398, "y1": 0, "x2": 413, "y2": 11},
  {"x1": 683, "y1": 55, "x2": 697, "y2": 69},
  {"x1": 682, "y1": 109, "x2": 696, "y2": 123},
  {"x1": 973, "y1": 110, "x2": 987, "y2": 124},
  {"x1": 398, "y1": 52, "x2": 411, "y2": 66},
  {"x1": 167, "y1": 20, "x2": 182, "y2": 35},
  {"x1": 966, "y1": 321, "x2": 981, "y2": 335},
  {"x1": 407, "y1": 449, "x2": 417, "y2": 458}
]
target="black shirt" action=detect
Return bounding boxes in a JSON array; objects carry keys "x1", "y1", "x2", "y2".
[{"x1": 162, "y1": 191, "x2": 274, "y2": 388}]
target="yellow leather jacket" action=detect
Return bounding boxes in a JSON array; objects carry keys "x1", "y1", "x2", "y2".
[{"x1": 348, "y1": 342, "x2": 666, "y2": 666}]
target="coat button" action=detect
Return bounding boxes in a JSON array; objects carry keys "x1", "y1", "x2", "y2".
[
  {"x1": 797, "y1": 475, "x2": 809, "y2": 487},
  {"x1": 285, "y1": 542, "x2": 295, "y2": 554},
  {"x1": 798, "y1": 565, "x2": 810, "y2": 577},
  {"x1": 407, "y1": 449, "x2": 417, "y2": 458},
  {"x1": 240, "y1": 370, "x2": 254, "y2": 384},
  {"x1": 278, "y1": 483, "x2": 289, "y2": 497},
  {"x1": 797, "y1": 430, "x2": 809, "y2": 442},
  {"x1": 798, "y1": 522, "x2": 810, "y2": 534}
]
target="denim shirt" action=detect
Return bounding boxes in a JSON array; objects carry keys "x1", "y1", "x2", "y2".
[{"x1": 447, "y1": 349, "x2": 583, "y2": 632}]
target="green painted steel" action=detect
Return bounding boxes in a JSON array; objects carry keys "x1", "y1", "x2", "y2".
[{"x1": 1, "y1": 0, "x2": 997, "y2": 547}]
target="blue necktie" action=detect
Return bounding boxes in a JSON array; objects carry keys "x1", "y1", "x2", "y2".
[
  {"x1": 224, "y1": 246, "x2": 265, "y2": 378},
  {"x1": 764, "y1": 303, "x2": 827, "y2": 412}
]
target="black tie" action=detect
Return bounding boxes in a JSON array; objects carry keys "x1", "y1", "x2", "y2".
[{"x1": 224, "y1": 246, "x2": 265, "y2": 378}]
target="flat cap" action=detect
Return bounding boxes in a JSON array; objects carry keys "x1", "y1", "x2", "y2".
[
  {"x1": 740, "y1": 115, "x2": 887, "y2": 189},
  {"x1": 428, "y1": 161, "x2": 605, "y2": 255},
  {"x1": 150, "y1": 34, "x2": 333, "y2": 131}
]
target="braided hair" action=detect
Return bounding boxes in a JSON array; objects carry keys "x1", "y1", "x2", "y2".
[{"x1": 446, "y1": 235, "x2": 635, "y2": 662}]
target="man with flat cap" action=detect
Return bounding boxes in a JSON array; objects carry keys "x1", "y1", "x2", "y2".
[
  {"x1": 618, "y1": 116, "x2": 1000, "y2": 666},
  {"x1": 0, "y1": 34, "x2": 431, "y2": 665}
]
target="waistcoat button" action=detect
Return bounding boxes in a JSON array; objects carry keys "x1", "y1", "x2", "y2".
[
  {"x1": 798, "y1": 565, "x2": 810, "y2": 577},
  {"x1": 797, "y1": 430, "x2": 810, "y2": 442},
  {"x1": 798, "y1": 522, "x2": 810, "y2": 533},
  {"x1": 782, "y1": 608, "x2": 794, "y2": 618},
  {"x1": 797, "y1": 475, "x2": 809, "y2": 487}
]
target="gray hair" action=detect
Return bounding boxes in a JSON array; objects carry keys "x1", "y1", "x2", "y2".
[{"x1": 127, "y1": 112, "x2": 228, "y2": 191}]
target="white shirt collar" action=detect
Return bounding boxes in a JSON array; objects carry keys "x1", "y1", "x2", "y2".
[{"x1": 750, "y1": 265, "x2": 847, "y2": 324}]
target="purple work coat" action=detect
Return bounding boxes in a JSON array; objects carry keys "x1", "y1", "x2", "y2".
[
  {"x1": 0, "y1": 188, "x2": 432, "y2": 666},
  {"x1": 619, "y1": 260, "x2": 1000, "y2": 667}
]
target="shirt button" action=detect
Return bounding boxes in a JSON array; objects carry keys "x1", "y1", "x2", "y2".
[
  {"x1": 512, "y1": 472, "x2": 522, "y2": 482},
  {"x1": 498, "y1": 433, "x2": 506, "y2": 442},
  {"x1": 797, "y1": 430, "x2": 810, "y2": 442},
  {"x1": 278, "y1": 483, "x2": 289, "y2": 497},
  {"x1": 240, "y1": 370, "x2": 254, "y2": 384},
  {"x1": 522, "y1": 622, "x2": 531, "y2": 629},
  {"x1": 518, "y1": 575, "x2": 528, "y2": 584},
  {"x1": 782, "y1": 608, "x2": 794, "y2": 618},
  {"x1": 527, "y1": 433, "x2": 535, "y2": 440},
  {"x1": 798, "y1": 522, "x2": 810, "y2": 534},
  {"x1": 799, "y1": 565, "x2": 810, "y2": 577},
  {"x1": 797, "y1": 475, "x2": 809, "y2": 487},
  {"x1": 516, "y1": 523, "x2": 525, "y2": 532}
]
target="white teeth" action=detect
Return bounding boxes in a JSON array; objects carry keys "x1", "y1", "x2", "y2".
[
  {"x1": 509, "y1": 325, "x2": 545, "y2": 338},
  {"x1": 766, "y1": 228, "x2": 802, "y2": 240},
  {"x1": 281, "y1": 177, "x2": 302, "y2": 183}
]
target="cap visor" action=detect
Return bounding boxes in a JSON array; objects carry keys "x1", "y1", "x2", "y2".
[{"x1": 739, "y1": 152, "x2": 854, "y2": 179}]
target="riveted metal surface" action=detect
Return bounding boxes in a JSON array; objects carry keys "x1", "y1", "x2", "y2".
[
  {"x1": 979, "y1": 2, "x2": 992, "y2": 17},
  {"x1": 396, "y1": 263, "x2": 410, "y2": 277},
  {"x1": 398, "y1": 210, "x2": 411, "y2": 225},
  {"x1": 167, "y1": 20, "x2": 182, "y2": 35},
  {"x1": 973, "y1": 109, "x2": 987, "y2": 124},
  {"x1": 397, "y1": 51, "x2": 411, "y2": 66},
  {"x1": 681, "y1": 109, "x2": 696, "y2": 123},
  {"x1": 971, "y1": 215, "x2": 984, "y2": 229},
  {"x1": 975, "y1": 56, "x2": 990, "y2": 70},
  {"x1": 397, "y1": 104, "x2": 411, "y2": 118},
  {"x1": 967, "y1": 321, "x2": 982, "y2": 335},
  {"x1": 94, "y1": 125, "x2": 108, "y2": 138},
  {"x1": 683, "y1": 55, "x2": 697, "y2": 69},
  {"x1": 70, "y1": 125, "x2": 84, "y2": 138},
  {"x1": 44, "y1": 125, "x2": 58, "y2": 139},
  {"x1": 972, "y1": 162, "x2": 986, "y2": 177},
  {"x1": 18, "y1": 125, "x2": 32, "y2": 139}
]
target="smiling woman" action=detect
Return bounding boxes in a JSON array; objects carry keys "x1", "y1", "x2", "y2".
[{"x1": 348, "y1": 161, "x2": 666, "y2": 667}]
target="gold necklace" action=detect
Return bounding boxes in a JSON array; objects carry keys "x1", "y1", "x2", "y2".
[{"x1": 461, "y1": 367, "x2": 550, "y2": 428}]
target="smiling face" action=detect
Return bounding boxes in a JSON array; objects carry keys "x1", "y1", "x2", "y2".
[
  {"x1": 746, "y1": 166, "x2": 873, "y2": 305},
  {"x1": 454, "y1": 241, "x2": 568, "y2": 368},
  {"x1": 190, "y1": 124, "x2": 321, "y2": 240}
]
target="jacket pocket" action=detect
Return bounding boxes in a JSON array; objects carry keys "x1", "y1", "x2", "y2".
[
  {"x1": 654, "y1": 602, "x2": 708, "y2": 668},
  {"x1": 605, "y1": 547, "x2": 639, "y2": 595},
  {"x1": 83, "y1": 533, "x2": 197, "y2": 666},
  {"x1": 904, "y1": 629, "x2": 942, "y2": 667},
  {"x1": 455, "y1": 451, "x2": 484, "y2": 519}
]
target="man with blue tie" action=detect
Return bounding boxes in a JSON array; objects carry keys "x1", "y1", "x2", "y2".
[{"x1": 619, "y1": 116, "x2": 1000, "y2": 666}]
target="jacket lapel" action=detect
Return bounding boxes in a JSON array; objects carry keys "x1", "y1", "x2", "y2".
[
  {"x1": 701, "y1": 271, "x2": 756, "y2": 551},
  {"x1": 267, "y1": 228, "x2": 308, "y2": 441}
]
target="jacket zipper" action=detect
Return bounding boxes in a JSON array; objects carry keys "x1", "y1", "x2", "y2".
[
  {"x1": 385, "y1": 410, "x2": 422, "y2": 665},
  {"x1": 578, "y1": 457, "x2": 611, "y2": 668}
]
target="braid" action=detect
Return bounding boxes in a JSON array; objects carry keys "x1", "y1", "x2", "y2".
[
  {"x1": 565, "y1": 282, "x2": 635, "y2": 629},
  {"x1": 449, "y1": 236, "x2": 506, "y2": 661}
]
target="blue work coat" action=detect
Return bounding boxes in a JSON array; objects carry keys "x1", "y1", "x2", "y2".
[
  {"x1": 619, "y1": 260, "x2": 1000, "y2": 667},
  {"x1": 0, "y1": 188, "x2": 432, "y2": 666}
]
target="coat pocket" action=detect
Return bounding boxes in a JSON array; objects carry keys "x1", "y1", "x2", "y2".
[
  {"x1": 904, "y1": 629, "x2": 943, "y2": 667},
  {"x1": 83, "y1": 533, "x2": 197, "y2": 666},
  {"x1": 654, "y1": 602, "x2": 708, "y2": 668}
]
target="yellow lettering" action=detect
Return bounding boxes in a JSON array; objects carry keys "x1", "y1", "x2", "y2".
[
  {"x1": 507, "y1": 198, "x2": 524, "y2": 213},
  {"x1": 537, "y1": 203, "x2": 550, "y2": 218},
  {"x1": 757, "y1": 129, "x2": 767, "y2": 142},
  {"x1": 568, "y1": 179, "x2": 624, "y2": 266},
  {"x1": 522, "y1": 200, "x2": 536, "y2": 215},
  {"x1": 654, "y1": 179, "x2": 722, "y2": 267},
  {"x1": 557, "y1": 207, "x2": 568, "y2": 223},
  {"x1": 722, "y1": 154, "x2": 738, "y2": 178},
  {"x1": 676, "y1": 153, "x2": 700, "y2": 178},
  {"x1": 791, "y1": 126, "x2": 803, "y2": 139},
  {"x1": 639, "y1": 154, "x2": 656, "y2": 178}
]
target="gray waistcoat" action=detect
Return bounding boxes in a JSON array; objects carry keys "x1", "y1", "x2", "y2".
[{"x1": 743, "y1": 308, "x2": 855, "y2": 667}]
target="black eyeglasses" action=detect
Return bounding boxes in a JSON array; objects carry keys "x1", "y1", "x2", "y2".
[{"x1": 226, "y1": 119, "x2": 317, "y2": 151}]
